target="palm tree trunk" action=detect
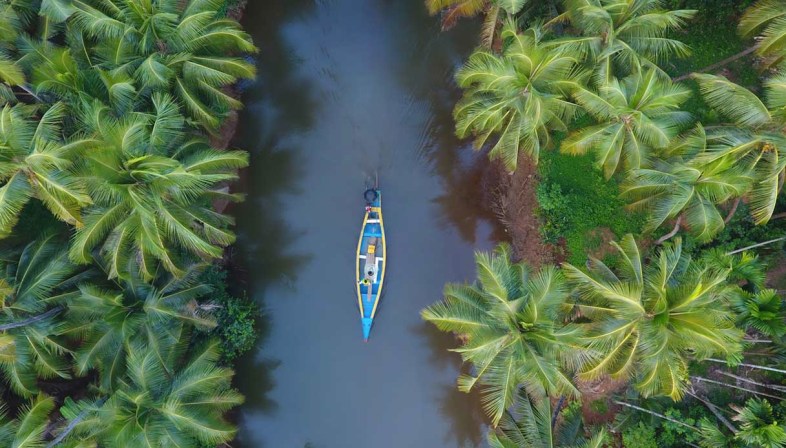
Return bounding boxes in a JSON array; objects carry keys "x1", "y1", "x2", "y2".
[
  {"x1": 707, "y1": 357, "x2": 786, "y2": 374},
  {"x1": 13, "y1": 83, "x2": 43, "y2": 103},
  {"x1": 551, "y1": 395, "x2": 566, "y2": 430},
  {"x1": 46, "y1": 397, "x2": 107, "y2": 448},
  {"x1": 692, "y1": 376, "x2": 783, "y2": 401},
  {"x1": 743, "y1": 338, "x2": 772, "y2": 343},
  {"x1": 673, "y1": 44, "x2": 760, "y2": 82},
  {"x1": 718, "y1": 371, "x2": 786, "y2": 393},
  {"x1": 613, "y1": 400, "x2": 697, "y2": 430},
  {"x1": 686, "y1": 390, "x2": 738, "y2": 433},
  {"x1": 724, "y1": 198, "x2": 741, "y2": 224},
  {"x1": 656, "y1": 216, "x2": 682, "y2": 244},
  {"x1": 0, "y1": 306, "x2": 64, "y2": 331},
  {"x1": 726, "y1": 237, "x2": 786, "y2": 255}
]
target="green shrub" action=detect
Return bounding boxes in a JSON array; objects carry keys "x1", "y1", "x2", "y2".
[
  {"x1": 660, "y1": 408, "x2": 700, "y2": 447},
  {"x1": 201, "y1": 266, "x2": 258, "y2": 363},
  {"x1": 537, "y1": 150, "x2": 646, "y2": 265},
  {"x1": 535, "y1": 182, "x2": 569, "y2": 244},
  {"x1": 622, "y1": 422, "x2": 658, "y2": 448}
]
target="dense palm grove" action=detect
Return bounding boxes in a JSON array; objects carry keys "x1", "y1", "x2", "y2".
[
  {"x1": 425, "y1": 0, "x2": 786, "y2": 447},
  {"x1": 0, "y1": 0, "x2": 254, "y2": 446}
]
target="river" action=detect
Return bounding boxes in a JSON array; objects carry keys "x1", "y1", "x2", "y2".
[{"x1": 231, "y1": 1, "x2": 499, "y2": 446}]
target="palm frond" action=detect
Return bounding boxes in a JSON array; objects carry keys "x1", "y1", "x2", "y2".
[{"x1": 693, "y1": 73, "x2": 771, "y2": 128}]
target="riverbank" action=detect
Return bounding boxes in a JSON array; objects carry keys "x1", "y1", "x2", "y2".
[
  {"x1": 203, "y1": 0, "x2": 260, "y2": 366},
  {"x1": 486, "y1": 156, "x2": 554, "y2": 267}
]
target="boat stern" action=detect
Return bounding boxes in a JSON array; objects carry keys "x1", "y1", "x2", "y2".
[{"x1": 361, "y1": 317, "x2": 373, "y2": 341}]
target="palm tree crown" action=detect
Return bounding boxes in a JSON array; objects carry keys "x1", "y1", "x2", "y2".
[
  {"x1": 563, "y1": 68, "x2": 692, "y2": 178},
  {"x1": 0, "y1": 103, "x2": 94, "y2": 237},
  {"x1": 68, "y1": 261, "x2": 215, "y2": 391},
  {"x1": 621, "y1": 152, "x2": 751, "y2": 242},
  {"x1": 422, "y1": 244, "x2": 584, "y2": 425},
  {"x1": 0, "y1": 236, "x2": 86, "y2": 397},
  {"x1": 733, "y1": 398, "x2": 786, "y2": 448},
  {"x1": 555, "y1": 0, "x2": 695, "y2": 81},
  {"x1": 455, "y1": 23, "x2": 584, "y2": 171},
  {"x1": 426, "y1": 0, "x2": 528, "y2": 46},
  {"x1": 693, "y1": 73, "x2": 786, "y2": 225},
  {"x1": 64, "y1": 341, "x2": 242, "y2": 448},
  {"x1": 0, "y1": 394, "x2": 57, "y2": 447},
  {"x1": 739, "y1": 0, "x2": 786, "y2": 67},
  {"x1": 489, "y1": 390, "x2": 607, "y2": 448},
  {"x1": 563, "y1": 234, "x2": 743, "y2": 400},
  {"x1": 68, "y1": 97, "x2": 248, "y2": 279},
  {"x1": 0, "y1": 0, "x2": 31, "y2": 99},
  {"x1": 66, "y1": 0, "x2": 257, "y2": 132}
]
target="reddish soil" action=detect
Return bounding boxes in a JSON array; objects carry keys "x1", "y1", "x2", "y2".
[
  {"x1": 766, "y1": 256, "x2": 786, "y2": 291},
  {"x1": 209, "y1": 109, "x2": 239, "y2": 151},
  {"x1": 575, "y1": 376, "x2": 629, "y2": 426},
  {"x1": 486, "y1": 156, "x2": 555, "y2": 267}
]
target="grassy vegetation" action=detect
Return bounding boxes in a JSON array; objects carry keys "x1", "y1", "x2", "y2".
[
  {"x1": 537, "y1": 149, "x2": 646, "y2": 265},
  {"x1": 666, "y1": 1, "x2": 761, "y2": 122},
  {"x1": 201, "y1": 266, "x2": 258, "y2": 363},
  {"x1": 535, "y1": 3, "x2": 768, "y2": 265}
]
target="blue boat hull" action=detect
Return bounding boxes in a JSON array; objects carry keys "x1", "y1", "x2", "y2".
[{"x1": 356, "y1": 189, "x2": 385, "y2": 341}]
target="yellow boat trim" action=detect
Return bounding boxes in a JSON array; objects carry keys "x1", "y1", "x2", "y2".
[
  {"x1": 369, "y1": 209, "x2": 386, "y2": 319},
  {"x1": 355, "y1": 210, "x2": 368, "y2": 317},
  {"x1": 355, "y1": 205, "x2": 387, "y2": 321}
]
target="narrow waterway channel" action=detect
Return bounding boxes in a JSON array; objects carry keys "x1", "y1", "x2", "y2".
[{"x1": 232, "y1": 1, "x2": 499, "y2": 446}]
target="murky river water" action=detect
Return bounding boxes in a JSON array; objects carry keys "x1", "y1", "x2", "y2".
[{"x1": 232, "y1": 1, "x2": 499, "y2": 446}]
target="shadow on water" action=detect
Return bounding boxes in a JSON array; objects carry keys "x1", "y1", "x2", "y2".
[
  {"x1": 385, "y1": 1, "x2": 506, "y2": 245},
  {"x1": 413, "y1": 321, "x2": 488, "y2": 446},
  {"x1": 231, "y1": 0, "x2": 499, "y2": 446},
  {"x1": 229, "y1": 1, "x2": 320, "y2": 445}
]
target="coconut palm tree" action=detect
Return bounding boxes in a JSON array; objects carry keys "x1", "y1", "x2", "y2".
[
  {"x1": 18, "y1": 36, "x2": 141, "y2": 118},
  {"x1": 692, "y1": 73, "x2": 786, "y2": 225},
  {"x1": 422, "y1": 243, "x2": 584, "y2": 425},
  {"x1": 454, "y1": 22, "x2": 584, "y2": 171},
  {"x1": 621, "y1": 158, "x2": 751, "y2": 243},
  {"x1": 563, "y1": 234, "x2": 744, "y2": 400},
  {"x1": 733, "y1": 398, "x2": 786, "y2": 448},
  {"x1": 0, "y1": 0, "x2": 28, "y2": 101},
  {"x1": 68, "y1": 98, "x2": 248, "y2": 279},
  {"x1": 552, "y1": 0, "x2": 695, "y2": 82},
  {"x1": 739, "y1": 0, "x2": 786, "y2": 67},
  {"x1": 426, "y1": 0, "x2": 528, "y2": 47},
  {"x1": 701, "y1": 248, "x2": 767, "y2": 290},
  {"x1": 65, "y1": 341, "x2": 242, "y2": 448},
  {"x1": 619, "y1": 124, "x2": 753, "y2": 243},
  {"x1": 0, "y1": 103, "x2": 95, "y2": 238},
  {"x1": 562, "y1": 68, "x2": 692, "y2": 178},
  {"x1": 68, "y1": 0, "x2": 257, "y2": 133},
  {"x1": 698, "y1": 419, "x2": 740, "y2": 448},
  {"x1": 0, "y1": 236, "x2": 87, "y2": 397},
  {"x1": 0, "y1": 394, "x2": 57, "y2": 447},
  {"x1": 0, "y1": 0, "x2": 65, "y2": 102},
  {"x1": 67, "y1": 260, "x2": 216, "y2": 391},
  {"x1": 489, "y1": 389, "x2": 607, "y2": 447},
  {"x1": 730, "y1": 288, "x2": 786, "y2": 339}
]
